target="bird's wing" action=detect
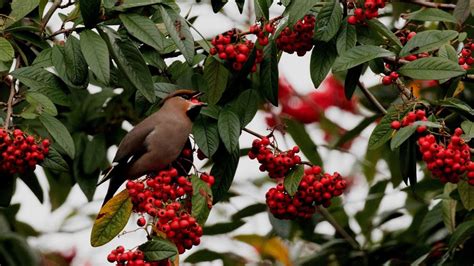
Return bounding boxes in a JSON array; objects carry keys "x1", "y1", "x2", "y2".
[{"x1": 113, "y1": 117, "x2": 157, "y2": 163}]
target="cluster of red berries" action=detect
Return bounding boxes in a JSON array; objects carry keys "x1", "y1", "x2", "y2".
[
  {"x1": 458, "y1": 42, "x2": 474, "y2": 69},
  {"x1": 209, "y1": 28, "x2": 265, "y2": 72},
  {"x1": 266, "y1": 166, "x2": 347, "y2": 220},
  {"x1": 107, "y1": 246, "x2": 170, "y2": 266},
  {"x1": 0, "y1": 128, "x2": 50, "y2": 175},
  {"x1": 347, "y1": 0, "x2": 386, "y2": 25},
  {"x1": 382, "y1": 71, "x2": 399, "y2": 85},
  {"x1": 418, "y1": 128, "x2": 473, "y2": 185},
  {"x1": 248, "y1": 137, "x2": 302, "y2": 179},
  {"x1": 390, "y1": 109, "x2": 428, "y2": 134},
  {"x1": 276, "y1": 15, "x2": 315, "y2": 56}
]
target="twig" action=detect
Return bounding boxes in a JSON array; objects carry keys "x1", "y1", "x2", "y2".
[
  {"x1": 45, "y1": 27, "x2": 80, "y2": 39},
  {"x1": 243, "y1": 127, "x2": 282, "y2": 152},
  {"x1": 394, "y1": 78, "x2": 415, "y2": 100},
  {"x1": 3, "y1": 59, "x2": 20, "y2": 130},
  {"x1": 357, "y1": 81, "x2": 387, "y2": 115},
  {"x1": 40, "y1": 0, "x2": 62, "y2": 36},
  {"x1": 398, "y1": 0, "x2": 456, "y2": 10},
  {"x1": 317, "y1": 206, "x2": 360, "y2": 250},
  {"x1": 59, "y1": 0, "x2": 75, "y2": 8}
]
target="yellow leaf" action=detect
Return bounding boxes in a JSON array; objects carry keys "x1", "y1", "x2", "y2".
[
  {"x1": 90, "y1": 189, "x2": 133, "y2": 247},
  {"x1": 234, "y1": 234, "x2": 292, "y2": 266}
]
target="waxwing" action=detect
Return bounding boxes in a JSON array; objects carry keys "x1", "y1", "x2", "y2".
[{"x1": 98, "y1": 90, "x2": 206, "y2": 206}]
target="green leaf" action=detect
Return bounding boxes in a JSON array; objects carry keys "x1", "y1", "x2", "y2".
[
  {"x1": 83, "y1": 135, "x2": 106, "y2": 174},
  {"x1": 5, "y1": 0, "x2": 39, "y2": 29},
  {"x1": 254, "y1": 0, "x2": 269, "y2": 20},
  {"x1": 400, "y1": 30, "x2": 458, "y2": 57},
  {"x1": 39, "y1": 114, "x2": 75, "y2": 159},
  {"x1": 203, "y1": 220, "x2": 245, "y2": 235},
  {"x1": 442, "y1": 183, "x2": 457, "y2": 233},
  {"x1": 80, "y1": 30, "x2": 110, "y2": 85},
  {"x1": 193, "y1": 115, "x2": 219, "y2": 158},
  {"x1": 355, "y1": 180, "x2": 388, "y2": 233},
  {"x1": 314, "y1": 0, "x2": 343, "y2": 42},
  {"x1": 44, "y1": 170, "x2": 73, "y2": 211},
  {"x1": 458, "y1": 180, "x2": 474, "y2": 211},
  {"x1": 419, "y1": 202, "x2": 443, "y2": 235},
  {"x1": 191, "y1": 174, "x2": 213, "y2": 225},
  {"x1": 91, "y1": 189, "x2": 133, "y2": 247},
  {"x1": 336, "y1": 20, "x2": 357, "y2": 54},
  {"x1": 283, "y1": 165, "x2": 304, "y2": 196},
  {"x1": 231, "y1": 203, "x2": 267, "y2": 221},
  {"x1": 439, "y1": 98, "x2": 474, "y2": 116},
  {"x1": 111, "y1": 0, "x2": 162, "y2": 9},
  {"x1": 19, "y1": 173, "x2": 43, "y2": 203},
  {"x1": 25, "y1": 91, "x2": 57, "y2": 116},
  {"x1": 438, "y1": 44, "x2": 458, "y2": 62},
  {"x1": 398, "y1": 57, "x2": 466, "y2": 80},
  {"x1": 368, "y1": 106, "x2": 404, "y2": 150},
  {"x1": 211, "y1": 146, "x2": 239, "y2": 204},
  {"x1": 334, "y1": 115, "x2": 379, "y2": 148},
  {"x1": 0, "y1": 232, "x2": 40, "y2": 266},
  {"x1": 211, "y1": 0, "x2": 228, "y2": 13},
  {"x1": 159, "y1": 6, "x2": 195, "y2": 64},
  {"x1": 310, "y1": 41, "x2": 337, "y2": 89},
  {"x1": 218, "y1": 109, "x2": 240, "y2": 153},
  {"x1": 286, "y1": 0, "x2": 317, "y2": 26},
  {"x1": 461, "y1": 120, "x2": 474, "y2": 141},
  {"x1": 203, "y1": 56, "x2": 229, "y2": 105},
  {"x1": 0, "y1": 37, "x2": 14, "y2": 62},
  {"x1": 64, "y1": 36, "x2": 89, "y2": 86},
  {"x1": 406, "y1": 8, "x2": 457, "y2": 23},
  {"x1": 448, "y1": 220, "x2": 474, "y2": 251},
  {"x1": 260, "y1": 40, "x2": 279, "y2": 106},
  {"x1": 32, "y1": 48, "x2": 52, "y2": 68},
  {"x1": 399, "y1": 136, "x2": 417, "y2": 186},
  {"x1": 119, "y1": 13, "x2": 169, "y2": 53},
  {"x1": 283, "y1": 119, "x2": 323, "y2": 166},
  {"x1": 79, "y1": 0, "x2": 100, "y2": 28},
  {"x1": 235, "y1": 0, "x2": 245, "y2": 13},
  {"x1": 344, "y1": 64, "x2": 363, "y2": 100},
  {"x1": 366, "y1": 19, "x2": 403, "y2": 49},
  {"x1": 332, "y1": 45, "x2": 395, "y2": 72},
  {"x1": 99, "y1": 26, "x2": 156, "y2": 103},
  {"x1": 138, "y1": 238, "x2": 177, "y2": 261},
  {"x1": 231, "y1": 89, "x2": 260, "y2": 127},
  {"x1": 41, "y1": 146, "x2": 69, "y2": 172},
  {"x1": 453, "y1": 0, "x2": 471, "y2": 24},
  {"x1": 0, "y1": 175, "x2": 15, "y2": 207},
  {"x1": 390, "y1": 125, "x2": 417, "y2": 150}
]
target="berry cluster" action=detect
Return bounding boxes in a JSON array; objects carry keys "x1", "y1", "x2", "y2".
[
  {"x1": 248, "y1": 137, "x2": 302, "y2": 179},
  {"x1": 107, "y1": 246, "x2": 170, "y2": 266},
  {"x1": 382, "y1": 71, "x2": 399, "y2": 85},
  {"x1": 458, "y1": 42, "x2": 474, "y2": 70},
  {"x1": 390, "y1": 109, "x2": 428, "y2": 134},
  {"x1": 266, "y1": 166, "x2": 347, "y2": 220},
  {"x1": 347, "y1": 0, "x2": 386, "y2": 25},
  {"x1": 418, "y1": 128, "x2": 473, "y2": 185},
  {"x1": 276, "y1": 15, "x2": 315, "y2": 56},
  {"x1": 209, "y1": 28, "x2": 265, "y2": 72},
  {"x1": 0, "y1": 128, "x2": 50, "y2": 175}
]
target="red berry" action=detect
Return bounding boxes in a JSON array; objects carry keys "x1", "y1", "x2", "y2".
[
  {"x1": 382, "y1": 76, "x2": 393, "y2": 85},
  {"x1": 347, "y1": 16, "x2": 358, "y2": 25},
  {"x1": 391, "y1": 121, "x2": 401, "y2": 129}
]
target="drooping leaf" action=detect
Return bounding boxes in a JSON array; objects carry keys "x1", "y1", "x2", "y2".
[
  {"x1": 79, "y1": 0, "x2": 101, "y2": 28},
  {"x1": 366, "y1": 19, "x2": 403, "y2": 49},
  {"x1": 211, "y1": 0, "x2": 228, "y2": 13},
  {"x1": 39, "y1": 114, "x2": 75, "y2": 159},
  {"x1": 399, "y1": 135, "x2": 417, "y2": 186},
  {"x1": 439, "y1": 98, "x2": 474, "y2": 116},
  {"x1": 286, "y1": 0, "x2": 318, "y2": 26},
  {"x1": 334, "y1": 115, "x2": 379, "y2": 148},
  {"x1": 231, "y1": 203, "x2": 267, "y2": 221},
  {"x1": 260, "y1": 40, "x2": 279, "y2": 106},
  {"x1": 0, "y1": 38, "x2": 14, "y2": 62},
  {"x1": 453, "y1": 0, "x2": 471, "y2": 24},
  {"x1": 448, "y1": 220, "x2": 474, "y2": 251},
  {"x1": 159, "y1": 6, "x2": 195, "y2": 64},
  {"x1": 283, "y1": 165, "x2": 304, "y2": 196},
  {"x1": 231, "y1": 89, "x2": 260, "y2": 127},
  {"x1": 211, "y1": 145, "x2": 239, "y2": 204},
  {"x1": 203, "y1": 56, "x2": 229, "y2": 105},
  {"x1": 399, "y1": 30, "x2": 458, "y2": 57},
  {"x1": 191, "y1": 175, "x2": 213, "y2": 225},
  {"x1": 254, "y1": 0, "x2": 269, "y2": 20},
  {"x1": 314, "y1": 0, "x2": 343, "y2": 42},
  {"x1": 111, "y1": 0, "x2": 162, "y2": 9},
  {"x1": 204, "y1": 220, "x2": 246, "y2": 235},
  {"x1": 192, "y1": 115, "x2": 219, "y2": 158},
  {"x1": 355, "y1": 180, "x2": 388, "y2": 235},
  {"x1": 217, "y1": 109, "x2": 240, "y2": 153},
  {"x1": 332, "y1": 45, "x2": 395, "y2": 72},
  {"x1": 398, "y1": 57, "x2": 466, "y2": 80},
  {"x1": 0, "y1": 232, "x2": 40, "y2": 266},
  {"x1": 235, "y1": 0, "x2": 245, "y2": 13},
  {"x1": 91, "y1": 189, "x2": 133, "y2": 247},
  {"x1": 19, "y1": 173, "x2": 43, "y2": 204},
  {"x1": 41, "y1": 146, "x2": 69, "y2": 172},
  {"x1": 83, "y1": 135, "x2": 106, "y2": 174},
  {"x1": 336, "y1": 20, "x2": 357, "y2": 54},
  {"x1": 119, "y1": 13, "x2": 169, "y2": 53},
  {"x1": 390, "y1": 125, "x2": 417, "y2": 150},
  {"x1": 310, "y1": 41, "x2": 337, "y2": 89},
  {"x1": 0, "y1": 175, "x2": 15, "y2": 207},
  {"x1": 458, "y1": 180, "x2": 474, "y2": 211},
  {"x1": 138, "y1": 238, "x2": 177, "y2": 261},
  {"x1": 419, "y1": 202, "x2": 443, "y2": 235},
  {"x1": 64, "y1": 36, "x2": 89, "y2": 87},
  {"x1": 405, "y1": 8, "x2": 457, "y2": 23},
  {"x1": 80, "y1": 30, "x2": 110, "y2": 85},
  {"x1": 283, "y1": 119, "x2": 323, "y2": 166},
  {"x1": 442, "y1": 183, "x2": 457, "y2": 233},
  {"x1": 344, "y1": 64, "x2": 363, "y2": 100}
]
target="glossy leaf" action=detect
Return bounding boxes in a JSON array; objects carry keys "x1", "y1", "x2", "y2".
[
  {"x1": 203, "y1": 57, "x2": 229, "y2": 105},
  {"x1": 91, "y1": 189, "x2": 133, "y2": 247},
  {"x1": 80, "y1": 30, "x2": 110, "y2": 85},
  {"x1": 453, "y1": 0, "x2": 471, "y2": 24},
  {"x1": 79, "y1": 0, "x2": 100, "y2": 28},
  {"x1": 390, "y1": 125, "x2": 417, "y2": 150},
  {"x1": 284, "y1": 119, "x2": 323, "y2": 166},
  {"x1": 368, "y1": 105, "x2": 407, "y2": 150},
  {"x1": 138, "y1": 238, "x2": 177, "y2": 261},
  {"x1": 332, "y1": 45, "x2": 394, "y2": 72},
  {"x1": 211, "y1": 0, "x2": 228, "y2": 13},
  {"x1": 399, "y1": 135, "x2": 417, "y2": 186},
  {"x1": 0, "y1": 175, "x2": 15, "y2": 207},
  {"x1": 119, "y1": 13, "x2": 169, "y2": 53},
  {"x1": 310, "y1": 41, "x2": 337, "y2": 89},
  {"x1": 191, "y1": 175, "x2": 213, "y2": 225},
  {"x1": 438, "y1": 44, "x2": 458, "y2": 62},
  {"x1": 217, "y1": 109, "x2": 240, "y2": 153},
  {"x1": 283, "y1": 165, "x2": 304, "y2": 196},
  {"x1": 398, "y1": 57, "x2": 466, "y2": 80},
  {"x1": 344, "y1": 64, "x2": 363, "y2": 100},
  {"x1": 231, "y1": 203, "x2": 267, "y2": 221},
  {"x1": 458, "y1": 180, "x2": 474, "y2": 211},
  {"x1": 406, "y1": 8, "x2": 457, "y2": 23},
  {"x1": 399, "y1": 30, "x2": 458, "y2": 57},
  {"x1": 39, "y1": 114, "x2": 75, "y2": 159},
  {"x1": 314, "y1": 0, "x2": 343, "y2": 42},
  {"x1": 192, "y1": 115, "x2": 219, "y2": 157},
  {"x1": 336, "y1": 20, "x2": 357, "y2": 54},
  {"x1": 260, "y1": 41, "x2": 279, "y2": 106}
]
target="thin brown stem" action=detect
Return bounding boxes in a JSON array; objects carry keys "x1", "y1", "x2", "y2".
[
  {"x1": 317, "y1": 206, "x2": 360, "y2": 250},
  {"x1": 357, "y1": 81, "x2": 387, "y2": 115},
  {"x1": 59, "y1": 0, "x2": 75, "y2": 8},
  {"x1": 398, "y1": 0, "x2": 456, "y2": 10},
  {"x1": 41, "y1": 0, "x2": 62, "y2": 36},
  {"x1": 243, "y1": 127, "x2": 282, "y2": 152},
  {"x1": 395, "y1": 78, "x2": 415, "y2": 100},
  {"x1": 3, "y1": 58, "x2": 20, "y2": 130},
  {"x1": 45, "y1": 27, "x2": 80, "y2": 39}
]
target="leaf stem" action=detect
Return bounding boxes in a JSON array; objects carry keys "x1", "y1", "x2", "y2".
[
  {"x1": 243, "y1": 127, "x2": 282, "y2": 152},
  {"x1": 316, "y1": 206, "x2": 361, "y2": 250},
  {"x1": 357, "y1": 81, "x2": 387, "y2": 114},
  {"x1": 399, "y1": 0, "x2": 456, "y2": 10}
]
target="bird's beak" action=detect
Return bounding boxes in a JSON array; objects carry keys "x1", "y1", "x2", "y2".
[{"x1": 191, "y1": 92, "x2": 207, "y2": 106}]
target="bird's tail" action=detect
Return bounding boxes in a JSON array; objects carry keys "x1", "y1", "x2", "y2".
[{"x1": 98, "y1": 165, "x2": 127, "y2": 207}]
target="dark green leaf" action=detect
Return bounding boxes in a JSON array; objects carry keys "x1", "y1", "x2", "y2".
[
  {"x1": 390, "y1": 124, "x2": 417, "y2": 150},
  {"x1": 0, "y1": 37, "x2": 14, "y2": 62},
  {"x1": 419, "y1": 202, "x2": 443, "y2": 235},
  {"x1": 260, "y1": 40, "x2": 279, "y2": 106},
  {"x1": 366, "y1": 19, "x2": 403, "y2": 49},
  {"x1": 39, "y1": 114, "x2": 75, "y2": 159},
  {"x1": 231, "y1": 89, "x2": 260, "y2": 127},
  {"x1": 449, "y1": 220, "x2": 474, "y2": 251},
  {"x1": 232, "y1": 203, "x2": 267, "y2": 220},
  {"x1": 344, "y1": 64, "x2": 363, "y2": 99},
  {"x1": 79, "y1": 0, "x2": 100, "y2": 28},
  {"x1": 203, "y1": 220, "x2": 245, "y2": 235},
  {"x1": 310, "y1": 41, "x2": 337, "y2": 89},
  {"x1": 80, "y1": 30, "x2": 110, "y2": 85},
  {"x1": 286, "y1": 0, "x2": 317, "y2": 26},
  {"x1": 111, "y1": 0, "x2": 162, "y2": 9},
  {"x1": 336, "y1": 20, "x2": 357, "y2": 54},
  {"x1": 44, "y1": 170, "x2": 73, "y2": 211},
  {"x1": 211, "y1": 0, "x2": 228, "y2": 13},
  {"x1": 235, "y1": 0, "x2": 245, "y2": 13},
  {"x1": 120, "y1": 13, "x2": 169, "y2": 53},
  {"x1": 368, "y1": 105, "x2": 406, "y2": 150},
  {"x1": 64, "y1": 36, "x2": 89, "y2": 86},
  {"x1": 254, "y1": 0, "x2": 269, "y2": 20},
  {"x1": 332, "y1": 45, "x2": 394, "y2": 72},
  {"x1": 355, "y1": 180, "x2": 388, "y2": 234},
  {"x1": 41, "y1": 146, "x2": 69, "y2": 172},
  {"x1": 399, "y1": 30, "x2": 458, "y2": 57},
  {"x1": 453, "y1": 0, "x2": 471, "y2": 24},
  {"x1": 25, "y1": 91, "x2": 58, "y2": 116},
  {"x1": 399, "y1": 135, "x2": 417, "y2": 186},
  {"x1": 0, "y1": 175, "x2": 15, "y2": 207},
  {"x1": 83, "y1": 135, "x2": 106, "y2": 174},
  {"x1": 191, "y1": 175, "x2": 213, "y2": 225},
  {"x1": 406, "y1": 8, "x2": 457, "y2": 23},
  {"x1": 284, "y1": 119, "x2": 323, "y2": 166},
  {"x1": 439, "y1": 98, "x2": 474, "y2": 116},
  {"x1": 192, "y1": 115, "x2": 219, "y2": 157},
  {"x1": 442, "y1": 183, "x2": 456, "y2": 233},
  {"x1": 159, "y1": 6, "x2": 195, "y2": 64},
  {"x1": 138, "y1": 238, "x2": 177, "y2": 261},
  {"x1": 5, "y1": 0, "x2": 39, "y2": 28},
  {"x1": 0, "y1": 232, "x2": 40, "y2": 266},
  {"x1": 398, "y1": 57, "x2": 466, "y2": 80},
  {"x1": 333, "y1": 115, "x2": 378, "y2": 148},
  {"x1": 283, "y1": 165, "x2": 304, "y2": 196},
  {"x1": 217, "y1": 109, "x2": 240, "y2": 153},
  {"x1": 314, "y1": 0, "x2": 343, "y2": 42},
  {"x1": 203, "y1": 56, "x2": 229, "y2": 105},
  {"x1": 458, "y1": 180, "x2": 474, "y2": 211},
  {"x1": 19, "y1": 173, "x2": 43, "y2": 203},
  {"x1": 32, "y1": 48, "x2": 52, "y2": 67},
  {"x1": 211, "y1": 145, "x2": 239, "y2": 204}
]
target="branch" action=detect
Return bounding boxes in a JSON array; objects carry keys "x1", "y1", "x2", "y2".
[
  {"x1": 317, "y1": 207, "x2": 360, "y2": 250},
  {"x1": 243, "y1": 127, "x2": 282, "y2": 152},
  {"x1": 3, "y1": 59, "x2": 20, "y2": 130},
  {"x1": 357, "y1": 81, "x2": 387, "y2": 115},
  {"x1": 40, "y1": 0, "x2": 62, "y2": 36},
  {"x1": 398, "y1": 0, "x2": 456, "y2": 10},
  {"x1": 394, "y1": 78, "x2": 416, "y2": 100},
  {"x1": 45, "y1": 27, "x2": 81, "y2": 39}
]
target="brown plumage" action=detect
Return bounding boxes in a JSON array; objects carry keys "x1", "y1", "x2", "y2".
[{"x1": 99, "y1": 90, "x2": 206, "y2": 206}]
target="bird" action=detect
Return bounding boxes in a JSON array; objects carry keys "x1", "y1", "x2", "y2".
[{"x1": 98, "y1": 89, "x2": 207, "y2": 206}]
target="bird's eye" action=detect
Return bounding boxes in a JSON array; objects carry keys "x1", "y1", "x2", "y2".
[{"x1": 180, "y1": 94, "x2": 191, "y2": 100}]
